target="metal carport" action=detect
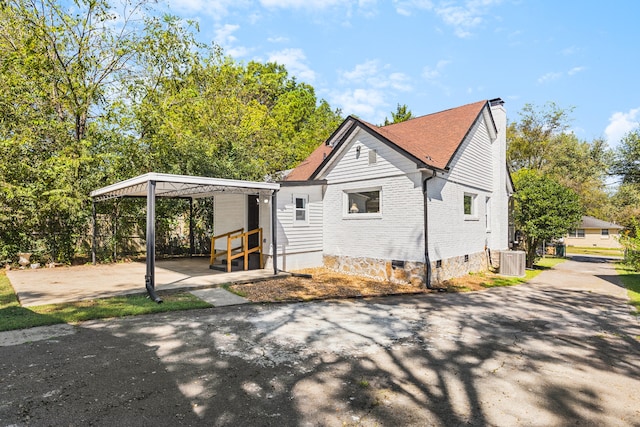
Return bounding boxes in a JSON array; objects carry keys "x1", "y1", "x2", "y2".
[{"x1": 90, "y1": 173, "x2": 280, "y2": 303}]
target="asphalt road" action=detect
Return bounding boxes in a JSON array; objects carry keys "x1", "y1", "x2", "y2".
[{"x1": 1, "y1": 256, "x2": 639, "y2": 426}]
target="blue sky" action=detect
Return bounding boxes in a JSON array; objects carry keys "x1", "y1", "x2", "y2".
[{"x1": 161, "y1": 0, "x2": 639, "y2": 150}]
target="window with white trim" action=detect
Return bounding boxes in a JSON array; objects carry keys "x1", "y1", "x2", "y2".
[
  {"x1": 344, "y1": 188, "x2": 381, "y2": 217},
  {"x1": 464, "y1": 192, "x2": 477, "y2": 218},
  {"x1": 601, "y1": 229, "x2": 609, "y2": 237},
  {"x1": 293, "y1": 194, "x2": 309, "y2": 226}
]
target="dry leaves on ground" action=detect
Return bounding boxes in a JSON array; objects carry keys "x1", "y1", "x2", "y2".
[{"x1": 229, "y1": 268, "x2": 428, "y2": 302}]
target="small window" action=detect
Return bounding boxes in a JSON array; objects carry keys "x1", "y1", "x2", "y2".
[
  {"x1": 293, "y1": 194, "x2": 309, "y2": 226},
  {"x1": 464, "y1": 193, "x2": 476, "y2": 217},
  {"x1": 345, "y1": 189, "x2": 381, "y2": 216},
  {"x1": 569, "y1": 229, "x2": 585, "y2": 238},
  {"x1": 601, "y1": 229, "x2": 609, "y2": 237},
  {"x1": 368, "y1": 149, "x2": 377, "y2": 165}
]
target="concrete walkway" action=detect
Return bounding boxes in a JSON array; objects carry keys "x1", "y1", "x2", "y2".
[{"x1": 6, "y1": 257, "x2": 281, "y2": 306}]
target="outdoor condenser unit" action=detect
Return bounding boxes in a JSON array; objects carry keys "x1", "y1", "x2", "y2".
[{"x1": 499, "y1": 250, "x2": 526, "y2": 277}]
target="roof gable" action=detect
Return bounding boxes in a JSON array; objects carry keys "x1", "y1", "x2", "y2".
[{"x1": 284, "y1": 100, "x2": 495, "y2": 181}]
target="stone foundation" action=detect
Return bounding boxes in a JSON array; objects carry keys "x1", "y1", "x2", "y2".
[{"x1": 323, "y1": 250, "x2": 503, "y2": 287}]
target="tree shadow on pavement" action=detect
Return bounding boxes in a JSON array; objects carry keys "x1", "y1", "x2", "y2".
[{"x1": 4, "y1": 284, "x2": 639, "y2": 426}]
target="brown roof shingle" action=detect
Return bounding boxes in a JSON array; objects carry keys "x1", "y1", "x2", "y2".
[{"x1": 284, "y1": 100, "x2": 490, "y2": 181}]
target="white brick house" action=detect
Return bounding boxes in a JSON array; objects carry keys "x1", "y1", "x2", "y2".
[{"x1": 212, "y1": 99, "x2": 513, "y2": 286}]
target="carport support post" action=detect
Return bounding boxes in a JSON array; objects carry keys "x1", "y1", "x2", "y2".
[
  {"x1": 145, "y1": 180, "x2": 162, "y2": 303},
  {"x1": 91, "y1": 200, "x2": 97, "y2": 265},
  {"x1": 271, "y1": 190, "x2": 278, "y2": 275},
  {"x1": 189, "y1": 197, "x2": 194, "y2": 257}
]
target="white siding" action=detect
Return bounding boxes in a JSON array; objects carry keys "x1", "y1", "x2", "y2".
[
  {"x1": 446, "y1": 115, "x2": 493, "y2": 191},
  {"x1": 325, "y1": 128, "x2": 417, "y2": 184},
  {"x1": 427, "y1": 176, "x2": 492, "y2": 260},
  {"x1": 271, "y1": 184, "x2": 324, "y2": 269},
  {"x1": 212, "y1": 194, "x2": 245, "y2": 250},
  {"x1": 320, "y1": 131, "x2": 425, "y2": 262}
]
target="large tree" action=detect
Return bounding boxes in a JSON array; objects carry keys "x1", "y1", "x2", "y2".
[
  {"x1": 0, "y1": 0, "x2": 149, "y2": 261},
  {"x1": 512, "y1": 169, "x2": 583, "y2": 268},
  {"x1": 611, "y1": 129, "x2": 640, "y2": 184},
  {"x1": 0, "y1": 0, "x2": 343, "y2": 262},
  {"x1": 507, "y1": 102, "x2": 612, "y2": 218}
]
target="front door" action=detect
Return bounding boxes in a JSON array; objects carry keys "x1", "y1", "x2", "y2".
[{"x1": 247, "y1": 195, "x2": 259, "y2": 249}]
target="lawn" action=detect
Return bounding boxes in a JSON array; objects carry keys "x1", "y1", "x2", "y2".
[
  {"x1": 0, "y1": 272, "x2": 211, "y2": 332},
  {"x1": 615, "y1": 263, "x2": 640, "y2": 313},
  {"x1": 566, "y1": 246, "x2": 624, "y2": 257},
  {"x1": 443, "y1": 257, "x2": 566, "y2": 292}
]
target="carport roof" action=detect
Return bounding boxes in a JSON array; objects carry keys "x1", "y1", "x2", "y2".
[{"x1": 90, "y1": 173, "x2": 280, "y2": 201}]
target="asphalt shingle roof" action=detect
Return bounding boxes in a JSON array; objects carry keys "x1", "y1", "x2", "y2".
[{"x1": 284, "y1": 100, "x2": 489, "y2": 181}]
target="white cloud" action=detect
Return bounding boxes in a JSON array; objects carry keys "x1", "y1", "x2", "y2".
[
  {"x1": 389, "y1": 72, "x2": 412, "y2": 91},
  {"x1": 537, "y1": 72, "x2": 562, "y2": 84},
  {"x1": 267, "y1": 36, "x2": 289, "y2": 43},
  {"x1": 169, "y1": 0, "x2": 252, "y2": 18},
  {"x1": 260, "y1": 0, "x2": 351, "y2": 9},
  {"x1": 268, "y1": 48, "x2": 316, "y2": 82},
  {"x1": 568, "y1": 66, "x2": 586, "y2": 76},
  {"x1": 330, "y1": 88, "x2": 386, "y2": 119},
  {"x1": 214, "y1": 24, "x2": 251, "y2": 58},
  {"x1": 605, "y1": 108, "x2": 640, "y2": 147},
  {"x1": 537, "y1": 66, "x2": 586, "y2": 84},
  {"x1": 393, "y1": 0, "x2": 434, "y2": 16},
  {"x1": 215, "y1": 24, "x2": 240, "y2": 45},
  {"x1": 434, "y1": 0, "x2": 503, "y2": 38},
  {"x1": 561, "y1": 46, "x2": 582, "y2": 56},
  {"x1": 340, "y1": 60, "x2": 412, "y2": 92},
  {"x1": 342, "y1": 60, "x2": 380, "y2": 81},
  {"x1": 422, "y1": 59, "x2": 450, "y2": 80}
]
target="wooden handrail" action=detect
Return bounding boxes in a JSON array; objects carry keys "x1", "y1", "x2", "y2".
[
  {"x1": 210, "y1": 228, "x2": 244, "y2": 265},
  {"x1": 227, "y1": 228, "x2": 263, "y2": 271},
  {"x1": 210, "y1": 227, "x2": 263, "y2": 272}
]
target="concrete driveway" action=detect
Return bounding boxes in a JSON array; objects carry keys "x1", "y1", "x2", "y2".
[
  {"x1": 1, "y1": 255, "x2": 639, "y2": 426},
  {"x1": 6, "y1": 258, "x2": 282, "y2": 306}
]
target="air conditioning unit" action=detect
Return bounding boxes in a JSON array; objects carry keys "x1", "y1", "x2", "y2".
[{"x1": 499, "y1": 251, "x2": 526, "y2": 277}]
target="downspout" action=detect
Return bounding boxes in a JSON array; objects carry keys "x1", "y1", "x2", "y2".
[{"x1": 423, "y1": 170, "x2": 436, "y2": 289}]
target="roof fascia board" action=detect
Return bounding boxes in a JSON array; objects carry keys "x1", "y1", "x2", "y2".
[
  {"x1": 308, "y1": 118, "x2": 359, "y2": 179},
  {"x1": 279, "y1": 179, "x2": 328, "y2": 186},
  {"x1": 483, "y1": 105, "x2": 498, "y2": 140},
  {"x1": 90, "y1": 173, "x2": 279, "y2": 200}
]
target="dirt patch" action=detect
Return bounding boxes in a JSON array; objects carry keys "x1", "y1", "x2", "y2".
[{"x1": 229, "y1": 268, "x2": 429, "y2": 302}]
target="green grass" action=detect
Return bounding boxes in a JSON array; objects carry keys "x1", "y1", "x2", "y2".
[
  {"x1": 566, "y1": 246, "x2": 624, "y2": 257},
  {"x1": 615, "y1": 263, "x2": 640, "y2": 314},
  {"x1": 480, "y1": 257, "x2": 567, "y2": 288},
  {"x1": 0, "y1": 272, "x2": 212, "y2": 332}
]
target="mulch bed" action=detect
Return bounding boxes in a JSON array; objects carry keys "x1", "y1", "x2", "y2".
[{"x1": 229, "y1": 268, "x2": 432, "y2": 302}]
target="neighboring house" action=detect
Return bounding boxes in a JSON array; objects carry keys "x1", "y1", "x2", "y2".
[
  {"x1": 565, "y1": 216, "x2": 624, "y2": 249},
  {"x1": 265, "y1": 98, "x2": 513, "y2": 286}
]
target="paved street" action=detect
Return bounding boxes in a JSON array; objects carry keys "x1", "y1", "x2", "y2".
[{"x1": 1, "y1": 256, "x2": 639, "y2": 426}]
